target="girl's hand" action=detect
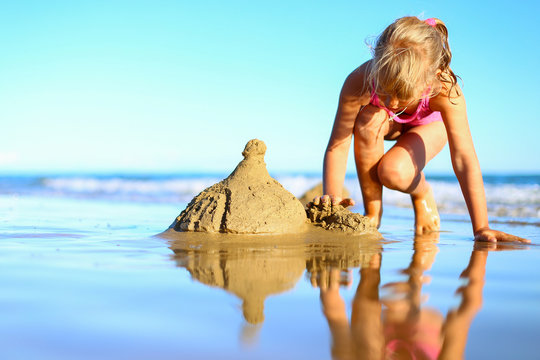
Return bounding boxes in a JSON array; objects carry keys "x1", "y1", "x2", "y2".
[
  {"x1": 311, "y1": 195, "x2": 355, "y2": 208},
  {"x1": 474, "y1": 228, "x2": 531, "y2": 244}
]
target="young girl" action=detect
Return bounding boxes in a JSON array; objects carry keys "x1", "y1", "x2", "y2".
[{"x1": 315, "y1": 16, "x2": 529, "y2": 243}]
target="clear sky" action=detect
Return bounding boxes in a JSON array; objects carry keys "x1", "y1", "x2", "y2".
[{"x1": 1, "y1": 0, "x2": 539, "y2": 174}]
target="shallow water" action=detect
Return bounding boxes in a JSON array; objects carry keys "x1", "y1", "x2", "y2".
[{"x1": 1, "y1": 194, "x2": 539, "y2": 359}]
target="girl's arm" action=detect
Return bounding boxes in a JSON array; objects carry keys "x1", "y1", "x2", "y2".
[
  {"x1": 439, "y1": 249, "x2": 487, "y2": 359},
  {"x1": 431, "y1": 87, "x2": 530, "y2": 243},
  {"x1": 320, "y1": 62, "x2": 370, "y2": 205}
]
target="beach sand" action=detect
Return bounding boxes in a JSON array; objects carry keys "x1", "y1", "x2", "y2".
[{"x1": 0, "y1": 193, "x2": 538, "y2": 359}]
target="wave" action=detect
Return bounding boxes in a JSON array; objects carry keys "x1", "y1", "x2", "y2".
[
  {"x1": 41, "y1": 176, "x2": 221, "y2": 203},
  {"x1": 365, "y1": 180, "x2": 540, "y2": 219},
  {"x1": 1, "y1": 174, "x2": 538, "y2": 223}
]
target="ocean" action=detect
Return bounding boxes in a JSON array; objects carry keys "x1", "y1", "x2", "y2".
[
  {"x1": 2, "y1": 173, "x2": 539, "y2": 224},
  {"x1": 0, "y1": 172, "x2": 539, "y2": 359}
]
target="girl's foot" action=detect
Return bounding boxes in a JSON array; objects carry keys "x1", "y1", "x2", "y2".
[
  {"x1": 366, "y1": 213, "x2": 382, "y2": 229},
  {"x1": 411, "y1": 185, "x2": 440, "y2": 234}
]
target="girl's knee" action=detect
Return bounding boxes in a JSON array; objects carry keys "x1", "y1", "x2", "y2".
[{"x1": 377, "y1": 157, "x2": 416, "y2": 191}]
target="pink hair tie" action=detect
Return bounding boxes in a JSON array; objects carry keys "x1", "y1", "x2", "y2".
[{"x1": 425, "y1": 18, "x2": 437, "y2": 27}]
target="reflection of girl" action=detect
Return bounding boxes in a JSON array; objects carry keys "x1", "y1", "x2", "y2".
[
  {"x1": 380, "y1": 236, "x2": 443, "y2": 359},
  {"x1": 317, "y1": 234, "x2": 489, "y2": 359}
]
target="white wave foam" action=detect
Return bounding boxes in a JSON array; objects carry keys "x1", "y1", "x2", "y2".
[
  {"x1": 36, "y1": 175, "x2": 540, "y2": 220},
  {"x1": 276, "y1": 175, "x2": 322, "y2": 197},
  {"x1": 343, "y1": 178, "x2": 540, "y2": 220},
  {"x1": 42, "y1": 177, "x2": 220, "y2": 198}
]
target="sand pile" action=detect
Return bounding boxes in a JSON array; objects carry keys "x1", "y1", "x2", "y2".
[
  {"x1": 171, "y1": 139, "x2": 306, "y2": 234},
  {"x1": 306, "y1": 202, "x2": 377, "y2": 234}
]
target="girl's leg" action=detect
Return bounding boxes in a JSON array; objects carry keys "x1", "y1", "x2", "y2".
[
  {"x1": 353, "y1": 105, "x2": 404, "y2": 228},
  {"x1": 351, "y1": 254, "x2": 384, "y2": 359},
  {"x1": 376, "y1": 121, "x2": 447, "y2": 233}
]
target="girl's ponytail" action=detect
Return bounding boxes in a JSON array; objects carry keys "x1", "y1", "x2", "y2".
[{"x1": 428, "y1": 18, "x2": 459, "y2": 96}]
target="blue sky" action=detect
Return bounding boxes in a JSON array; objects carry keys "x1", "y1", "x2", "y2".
[{"x1": 1, "y1": 0, "x2": 539, "y2": 174}]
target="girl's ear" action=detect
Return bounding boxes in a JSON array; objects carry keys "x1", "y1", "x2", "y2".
[{"x1": 435, "y1": 69, "x2": 443, "y2": 77}]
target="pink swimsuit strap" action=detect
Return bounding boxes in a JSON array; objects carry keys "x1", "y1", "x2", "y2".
[
  {"x1": 370, "y1": 92, "x2": 429, "y2": 123},
  {"x1": 369, "y1": 88, "x2": 440, "y2": 126}
]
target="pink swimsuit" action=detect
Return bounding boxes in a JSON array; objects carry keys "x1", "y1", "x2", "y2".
[{"x1": 370, "y1": 92, "x2": 442, "y2": 127}]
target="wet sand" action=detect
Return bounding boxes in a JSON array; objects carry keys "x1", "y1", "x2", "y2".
[{"x1": 1, "y1": 194, "x2": 539, "y2": 359}]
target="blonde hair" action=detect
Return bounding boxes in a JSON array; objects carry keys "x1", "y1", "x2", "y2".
[{"x1": 367, "y1": 16, "x2": 458, "y2": 100}]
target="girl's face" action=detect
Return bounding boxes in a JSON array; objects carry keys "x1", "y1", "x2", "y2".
[
  {"x1": 377, "y1": 84, "x2": 429, "y2": 112},
  {"x1": 378, "y1": 93, "x2": 422, "y2": 112},
  {"x1": 381, "y1": 96, "x2": 417, "y2": 111}
]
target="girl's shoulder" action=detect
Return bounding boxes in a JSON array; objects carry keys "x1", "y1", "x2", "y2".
[
  {"x1": 345, "y1": 60, "x2": 371, "y2": 85},
  {"x1": 340, "y1": 61, "x2": 372, "y2": 104},
  {"x1": 430, "y1": 71, "x2": 465, "y2": 112}
]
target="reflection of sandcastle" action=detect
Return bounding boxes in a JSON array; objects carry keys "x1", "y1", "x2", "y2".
[
  {"x1": 171, "y1": 239, "x2": 305, "y2": 324},
  {"x1": 305, "y1": 236, "x2": 383, "y2": 272},
  {"x1": 164, "y1": 229, "x2": 383, "y2": 325},
  {"x1": 306, "y1": 249, "x2": 381, "y2": 273},
  {"x1": 171, "y1": 139, "x2": 306, "y2": 234}
]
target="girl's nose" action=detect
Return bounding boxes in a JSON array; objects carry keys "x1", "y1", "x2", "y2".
[{"x1": 385, "y1": 97, "x2": 399, "y2": 109}]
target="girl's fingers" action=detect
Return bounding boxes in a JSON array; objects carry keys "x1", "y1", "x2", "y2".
[
  {"x1": 340, "y1": 198, "x2": 355, "y2": 207},
  {"x1": 475, "y1": 230, "x2": 531, "y2": 244},
  {"x1": 493, "y1": 231, "x2": 530, "y2": 244},
  {"x1": 330, "y1": 196, "x2": 342, "y2": 205},
  {"x1": 310, "y1": 196, "x2": 356, "y2": 208},
  {"x1": 502, "y1": 233, "x2": 530, "y2": 244}
]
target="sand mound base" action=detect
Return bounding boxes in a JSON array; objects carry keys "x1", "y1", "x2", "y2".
[{"x1": 306, "y1": 202, "x2": 377, "y2": 234}]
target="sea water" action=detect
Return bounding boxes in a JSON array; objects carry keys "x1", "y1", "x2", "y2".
[{"x1": 0, "y1": 173, "x2": 538, "y2": 359}]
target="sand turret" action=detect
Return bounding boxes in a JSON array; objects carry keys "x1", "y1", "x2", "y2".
[{"x1": 171, "y1": 139, "x2": 307, "y2": 234}]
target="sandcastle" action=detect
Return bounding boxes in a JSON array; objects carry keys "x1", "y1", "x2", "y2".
[
  {"x1": 170, "y1": 139, "x2": 378, "y2": 235},
  {"x1": 171, "y1": 139, "x2": 307, "y2": 234}
]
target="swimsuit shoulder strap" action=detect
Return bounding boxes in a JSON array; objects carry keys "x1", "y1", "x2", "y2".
[{"x1": 371, "y1": 91, "x2": 380, "y2": 105}]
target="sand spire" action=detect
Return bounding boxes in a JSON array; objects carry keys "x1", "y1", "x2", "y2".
[{"x1": 171, "y1": 139, "x2": 307, "y2": 234}]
